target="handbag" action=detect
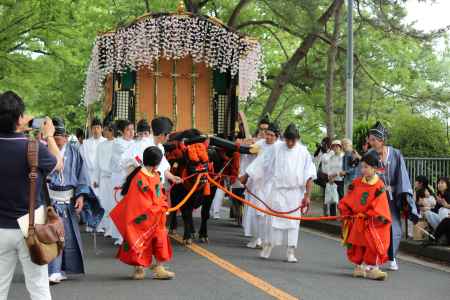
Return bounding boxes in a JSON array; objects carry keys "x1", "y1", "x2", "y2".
[
  {"x1": 324, "y1": 182, "x2": 339, "y2": 205},
  {"x1": 25, "y1": 138, "x2": 65, "y2": 266}
]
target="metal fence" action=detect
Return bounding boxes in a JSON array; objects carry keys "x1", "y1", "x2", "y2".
[{"x1": 404, "y1": 157, "x2": 450, "y2": 188}]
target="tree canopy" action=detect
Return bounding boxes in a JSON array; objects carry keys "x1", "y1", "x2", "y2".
[{"x1": 0, "y1": 0, "x2": 449, "y2": 155}]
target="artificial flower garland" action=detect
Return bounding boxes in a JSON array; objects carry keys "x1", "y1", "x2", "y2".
[{"x1": 83, "y1": 14, "x2": 264, "y2": 105}]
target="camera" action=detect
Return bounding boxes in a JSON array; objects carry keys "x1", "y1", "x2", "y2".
[{"x1": 28, "y1": 117, "x2": 46, "y2": 129}]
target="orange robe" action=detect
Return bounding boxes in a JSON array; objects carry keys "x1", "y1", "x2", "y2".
[
  {"x1": 338, "y1": 176, "x2": 392, "y2": 266},
  {"x1": 110, "y1": 169, "x2": 172, "y2": 267}
]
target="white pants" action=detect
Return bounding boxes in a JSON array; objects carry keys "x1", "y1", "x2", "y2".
[
  {"x1": 270, "y1": 226, "x2": 300, "y2": 248},
  {"x1": 211, "y1": 188, "x2": 225, "y2": 217},
  {"x1": 0, "y1": 229, "x2": 51, "y2": 300},
  {"x1": 243, "y1": 207, "x2": 265, "y2": 239}
]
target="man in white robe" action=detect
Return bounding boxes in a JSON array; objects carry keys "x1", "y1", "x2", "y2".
[
  {"x1": 243, "y1": 122, "x2": 281, "y2": 249},
  {"x1": 110, "y1": 120, "x2": 135, "y2": 245},
  {"x1": 243, "y1": 124, "x2": 316, "y2": 262},
  {"x1": 80, "y1": 118, "x2": 106, "y2": 196},
  {"x1": 94, "y1": 123, "x2": 115, "y2": 237},
  {"x1": 120, "y1": 117, "x2": 181, "y2": 189}
]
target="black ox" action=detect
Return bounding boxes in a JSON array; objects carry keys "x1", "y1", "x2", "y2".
[{"x1": 164, "y1": 129, "x2": 251, "y2": 244}]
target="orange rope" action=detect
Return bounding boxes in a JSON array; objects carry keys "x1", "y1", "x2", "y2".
[
  {"x1": 206, "y1": 174, "x2": 344, "y2": 221},
  {"x1": 167, "y1": 173, "x2": 203, "y2": 212}
]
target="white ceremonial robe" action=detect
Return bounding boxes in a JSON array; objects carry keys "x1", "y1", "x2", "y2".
[
  {"x1": 110, "y1": 137, "x2": 134, "y2": 242},
  {"x1": 250, "y1": 142, "x2": 316, "y2": 248},
  {"x1": 243, "y1": 139, "x2": 280, "y2": 238},
  {"x1": 119, "y1": 136, "x2": 171, "y2": 186},
  {"x1": 94, "y1": 139, "x2": 114, "y2": 235},
  {"x1": 80, "y1": 136, "x2": 106, "y2": 195}
]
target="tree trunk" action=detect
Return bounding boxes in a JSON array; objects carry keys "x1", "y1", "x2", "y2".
[
  {"x1": 144, "y1": 0, "x2": 150, "y2": 12},
  {"x1": 259, "y1": 0, "x2": 344, "y2": 120},
  {"x1": 324, "y1": 1, "x2": 343, "y2": 139}
]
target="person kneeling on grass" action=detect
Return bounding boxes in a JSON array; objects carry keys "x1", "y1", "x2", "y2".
[
  {"x1": 110, "y1": 146, "x2": 174, "y2": 280},
  {"x1": 338, "y1": 152, "x2": 392, "y2": 281}
]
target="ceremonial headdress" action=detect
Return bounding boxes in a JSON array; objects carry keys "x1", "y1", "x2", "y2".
[
  {"x1": 136, "y1": 119, "x2": 150, "y2": 133},
  {"x1": 151, "y1": 116, "x2": 173, "y2": 136},
  {"x1": 283, "y1": 123, "x2": 300, "y2": 140},
  {"x1": 52, "y1": 117, "x2": 66, "y2": 136},
  {"x1": 369, "y1": 121, "x2": 388, "y2": 141}
]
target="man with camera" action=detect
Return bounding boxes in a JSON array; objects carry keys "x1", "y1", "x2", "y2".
[{"x1": 0, "y1": 91, "x2": 63, "y2": 300}]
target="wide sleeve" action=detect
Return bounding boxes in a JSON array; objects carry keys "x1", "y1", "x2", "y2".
[
  {"x1": 338, "y1": 179, "x2": 359, "y2": 216},
  {"x1": 302, "y1": 151, "x2": 317, "y2": 185},
  {"x1": 120, "y1": 142, "x2": 138, "y2": 170},
  {"x1": 366, "y1": 183, "x2": 392, "y2": 223},
  {"x1": 75, "y1": 148, "x2": 91, "y2": 196},
  {"x1": 246, "y1": 145, "x2": 275, "y2": 181},
  {"x1": 94, "y1": 144, "x2": 102, "y2": 184},
  {"x1": 395, "y1": 150, "x2": 419, "y2": 221}
]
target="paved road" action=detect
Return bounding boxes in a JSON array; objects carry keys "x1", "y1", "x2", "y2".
[{"x1": 9, "y1": 214, "x2": 450, "y2": 300}]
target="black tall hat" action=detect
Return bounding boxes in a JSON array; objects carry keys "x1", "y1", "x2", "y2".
[
  {"x1": 361, "y1": 151, "x2": 380, "y2": 168},
  {"x1": 136, "y1": 119, "x2": 150, "y2": 133},
  {"x1": 283, "y1": 123, "x2": 300, "y2": 140},
  {"x1": 369, "y1": 121, "x2": 388, "y2": 141},
  {"x1": 91, "y1": 117, "x2": 102, "y2": 127},
  {"x1": 52, "y1": 117, "x2": 66, "y2": 136},
  {"x1": 258, "y1": 114, "x2": 270, "y2": 126},
  {"x1": 151, "y1": 116, "x2": 173, "y2": 136},
  {"x1": 267, "y1": 122, "x2": 280, "y2": 135}
]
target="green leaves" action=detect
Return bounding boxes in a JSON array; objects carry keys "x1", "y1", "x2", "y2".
[{"x1": 0, "y1": 0, "x2": 447, "y2": 154}]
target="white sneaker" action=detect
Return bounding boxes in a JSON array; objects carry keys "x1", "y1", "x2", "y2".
[
  {"x1": 49, "y1": 273, "x2": 62, "y2": 284},
  {"x1": 85, "y1": 227, "x2": 93, "y2": 233},
  {"x1": 387, "y1": 259, "x2": 399, "y2": 271},
  {"x1": 286, "y1": 248, "x2": 298, "y2": 263},
  {"x1": 213, "y1": 212, "x2": 221, "y2": 220},
  {"x1": 246, "y1": 238, "x2": 262, "y2": 249},
  {"x1": 260, "y1": 244, "x2": 273, "y2": 259},
  {"x1": 114, "y1": 238, "x2": 123, "y2": 246},
  {"x1": 59, "y1": 273, "x2": 68, "y2": 281}
]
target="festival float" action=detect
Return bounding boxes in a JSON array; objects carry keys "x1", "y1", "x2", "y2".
[{"x1": 82, "y1": 1, "x2": 263, "y2": 139}]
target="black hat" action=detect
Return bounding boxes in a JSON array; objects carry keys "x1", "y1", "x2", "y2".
[
  {"x1": 369, "y1": 121, "x2": 388, "y2": 141},
  {"x1": 143, "y1": 146, "x2": 163, "y2": 167},
  {"x1": 283, "y1": 123, "x2": 300, "y2": 140},
  {"x1": 267, "y1": 122, "x2": 280, "y2": 136},
  {"x1": 361, "y1": 151, "x2": 379, "y2": 168},
  {"x1": 91, "y1": 117, "x2": 102, "y2": 127},
  {"x1": 258, "y1": 114, "x2": 270, "y2": 126},
  {"x1": 52, "y1": 117, "x2": 66, "y2": 136},
  {"x1": 151, "y1": 117, "x2": 173, "y2": 136},
  {"x1": 136, "y1": 119, "x2": 150, "y2": 133}
]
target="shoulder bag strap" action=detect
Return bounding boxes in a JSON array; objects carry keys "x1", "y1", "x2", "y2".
[{"x1": 27, "y1": 138, "x2": 39, "y2": 230}]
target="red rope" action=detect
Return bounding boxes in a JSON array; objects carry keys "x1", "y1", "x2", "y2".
[{"x1": 207, "y1": 174, "x2": 344, "y2": 221}]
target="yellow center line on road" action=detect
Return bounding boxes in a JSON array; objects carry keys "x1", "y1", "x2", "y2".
[{"x1": 171, "y1": 234, "x2": 299, "y2": 300}]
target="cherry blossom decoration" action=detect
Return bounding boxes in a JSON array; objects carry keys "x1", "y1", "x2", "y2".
[{"x1": 83, "y1": 14, "x2": 264, "y2": 105}]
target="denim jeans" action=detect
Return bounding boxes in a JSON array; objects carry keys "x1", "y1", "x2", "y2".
[{"x1": 0, "y1": 229, "x2": 51, "y2": 300}]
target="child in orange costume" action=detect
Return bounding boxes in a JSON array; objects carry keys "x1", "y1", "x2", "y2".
[
  {"x1": 110, "y1": 146, "x2": 174, "y2": 280},
  {"x1": 338, "y1": 152, "x2": 392, "y2": 280}
]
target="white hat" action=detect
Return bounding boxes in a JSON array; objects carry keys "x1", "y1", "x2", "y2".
[{"x1": 331, "y1": 140, "x2": 342, "y2": 147}]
